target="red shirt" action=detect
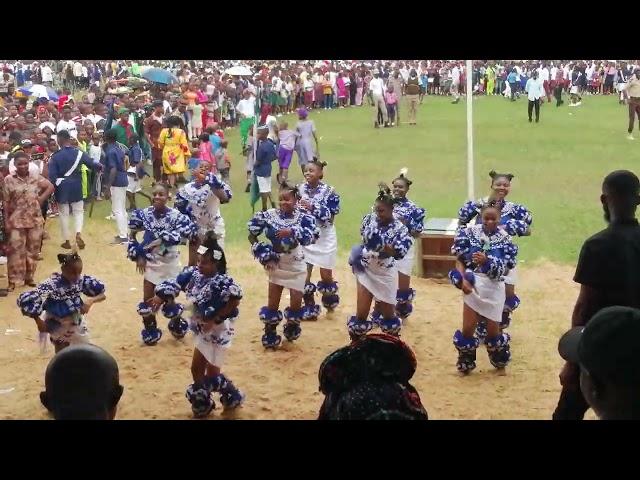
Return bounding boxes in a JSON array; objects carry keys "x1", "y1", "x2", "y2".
[{"x1": 58, "y1": 95, "x2": 69, "y2": 112}]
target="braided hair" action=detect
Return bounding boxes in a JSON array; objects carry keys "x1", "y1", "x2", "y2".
[
  {"x1": 480, "y1": 199, "x2": 501, "y2": 215},
  {"x1": 306, "y1": 159, "x2": 327, "y2": 179},
  {"x1": 200, "y1": 231, "x2": 227, "y2": 274},
  {"x1": 489, "y1": 170, "x2": 514, "y2": 184},
  {"x1": 57, "y1": 252, "x2": 81, "y2": 268},
  {"x1": 279, "y1": 180, "x2": 300, "y2": 200},
  {"x1": 376, "y1": 182, "x2": 397, "y2": 207},
  {"x1": 393, "y1": 167, "x2": 413, "y2": 188}
]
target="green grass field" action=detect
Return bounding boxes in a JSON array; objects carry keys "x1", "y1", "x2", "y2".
[{"x1": 91, "y1": 95, "x2": 637, "y2": 264}]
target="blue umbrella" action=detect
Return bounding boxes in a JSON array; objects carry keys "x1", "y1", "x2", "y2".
[
  {"x1": 18, "y1": 84, "x2": 59, "y2": 101},
  {"x1": 141, "y1": 67, "x2": 179, "y2": 85}
]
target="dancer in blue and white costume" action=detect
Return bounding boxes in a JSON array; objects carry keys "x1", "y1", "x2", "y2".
[
  {"x1": 457, "y1": 170, "x2": 532, "y2": 338},
  {"x1": 128, "y1": 183, "x2": 197, "y2": 346},
  {"x1": 174, "y1": 160, "x2": 232, "y2": 266},
  {"x1": 449, "y1": 201, "x2": 518, "y2": 373},
  {"x1": 391, "y1": 169, "x2": 426, "y2": 320},
  {"x1": 148, "y1": 234, "x2": 244, "y2": 418},
  {"x1": 17, "y1": 252, "x2": 106, "y2": 353},
  {"x1": 298, "y1": 160, "x2": 341, "y2": 321},
  {"x1": 248, "y1": 182, "x2": 319, "y2": 349},
  {"x1": 348, "y1": 184, "x2": 413, "y2": 339}
]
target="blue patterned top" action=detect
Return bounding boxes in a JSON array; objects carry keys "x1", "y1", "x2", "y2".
[
  {"x1": 457, "y1": 197, "x2": 533, "y2": 237},
  {"x1": 393, "y1": 197, "x2": 426, "y2": 236},
  {"x1": 298, "y1": 181, "x2": 341, "y2": 228},
  {"x1": 17, "y1": 273, "x2": 105, "y2": 319},
  {"x1": 156, "y1": 267, "x2": 242, "y2": 322},
  {"x1": 247, "y1": 208, "x2": 319, "y2": 252},
  {"x1": 174, "y1": 174, "x2": 232, "y2": 233},
  {"x1": 127, "y1": 206, "x2": 197, "y2": 261},
  {"x1": 359, "y1": 213, "x2": 412, "y2": 268},
  {"x1": 451, "y1": 224, "x2": 518, "y2": 280}
]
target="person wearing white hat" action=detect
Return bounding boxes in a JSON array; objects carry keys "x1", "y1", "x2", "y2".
[{"x1": 369, "y1": 69, "x2": 388, "y2": 128}]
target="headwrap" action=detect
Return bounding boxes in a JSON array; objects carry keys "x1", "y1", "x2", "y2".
[{"x1": 318, "y1": 334, "x2": 428, "y2": 420}]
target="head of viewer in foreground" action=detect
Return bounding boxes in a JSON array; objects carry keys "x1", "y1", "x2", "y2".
[
  {"x1": 40, "y1": 344, "x2": 124, "y2": 420},
  {"x1": 559, "y1": 306, "x2": 640, "y2": 420}
]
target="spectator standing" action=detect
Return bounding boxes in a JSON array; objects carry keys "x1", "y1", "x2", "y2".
[
  {"x1": 525, "y1": 70, "x2": 544, "y2": 123},
  {"x1": 626, "y1": 69, "x2": 640, "y2": 140}
]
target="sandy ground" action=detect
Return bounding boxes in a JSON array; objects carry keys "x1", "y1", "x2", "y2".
[{"x1": 0, "y1": 218, "x2": 593, "y2": 420}]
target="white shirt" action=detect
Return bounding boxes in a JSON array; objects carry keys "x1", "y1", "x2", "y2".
[
  {"x1": 399, "y1": 68, "x2": 410, "y2": 82},
  {"x1": 550, "y1": 67, "x2": 558, "y2": 80},
  {"x1": 85, "y1": 114, "x2": 104, "y2": 127},
  {"x1": 451, "y1": 66, "x2": 461, "y2": 83},
  {"x1": 73, "y1": 62, "x2": 83, "y2": 77},
  {"x1": 163, "y1": 100, "x2": 172, "y2": 115},
  {"x1": 89, "y1": 144, "x2": 102, "y2": 163},
  {"x1": 539, "y1": 67, "x2": 549, "y2": 82},
  {"x1": 56, "y1": 119, "x2": 78, "y2": 139},
  {"x1": 41, "y1": 65, "x2": 53, "y2": 82},
  {"x1": 563, "y1": 66, "x2": 570, "y2": 80},
  {"x1": 236, "y1": 97, "x2": 256, "y2": 118},
  {"x1": 369, "y1": 77, "x2": 385, "y2": 96},
  {"x1": 525, "y1": 78, "x2": 544, "y2": 101},
  {"x1": 265, "y1": 115, "x2": 278, "y2": 142},
  {"x1": 271, "y1": 76, "x2": 282, "y2": 92}
]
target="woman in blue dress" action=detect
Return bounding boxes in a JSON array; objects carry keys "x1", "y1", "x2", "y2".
[
  {"x1": 348, "y1": 184, "x2": 413, "y2": 340},
  {"x1": 457, "y1": 170, "x2": 532, "y2": 337},
  {"x1": 247, "y1": 182, "x2": 319, "y2": 349},
  {"x1": 17, "y1": 252, "x2": 106, "y2": 353},
  {"x1": 148, "y1": 234, "x2": 244, "y2": 418},
  {"x1": 449, "y1": 202, "x2": 518, "y2": 373},
  {"x1": 127, "y1": 183, "x2": 197, "y2": 346},
  {"x1": 391, "y1": 169, "x2": 426, "y2": 321}
]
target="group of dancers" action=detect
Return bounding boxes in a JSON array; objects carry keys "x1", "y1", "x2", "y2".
[{"x1": 15, "y1": 158, "x2": 532, "y2": 418}]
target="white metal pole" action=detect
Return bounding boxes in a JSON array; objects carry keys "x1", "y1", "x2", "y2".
[{"x1": 466, "y1": 60, "x2": 475, "y2": 201}]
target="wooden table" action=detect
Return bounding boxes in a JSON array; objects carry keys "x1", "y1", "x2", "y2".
[{"x1": 417, "y1": 218, "x2": 459, "y2": 280}]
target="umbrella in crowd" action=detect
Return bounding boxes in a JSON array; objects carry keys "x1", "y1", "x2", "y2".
[
  {"x1": 18, "y1": 84, "x2": 58, "y2": 100},
  {"x1": 141, "y1": 67, "x2": 179, "y2": 85},
  {"x1": 224, "y1": 65, "x2": 253, "y2": 76}
]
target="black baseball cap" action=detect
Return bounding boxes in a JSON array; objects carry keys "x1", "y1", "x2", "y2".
[{"x1": 558, "y1": 306, "x2": 640, "y2": 385}]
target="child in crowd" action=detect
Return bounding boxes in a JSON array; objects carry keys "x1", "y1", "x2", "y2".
[
  {"x1": 385, "y1": 85, "x2": 398, "y2": 127},
  {"x1": 215, "y1": 140, "x2": 230, "y2": 182},
  {"x1": 191, "y1": 100, "x2": 203, "y2": 140},
  {"x1": 188, "y1": 138, "x2": 201, "y2": 173},
  {"x1": 126, "y1": 134, "x2": 152, "y2": 211},
  {"x1": 244, "y1": 128, "x2": 255, "y2": 193},
  {"x1": 88, "y1": 132, "x2": 104, "y2": 200},
  {"x1": 198, "y1": 133, "x2": 215, "y2": 171},
  {"x1": 276, "y1": 121, "x2": 298, "y2": 184}
]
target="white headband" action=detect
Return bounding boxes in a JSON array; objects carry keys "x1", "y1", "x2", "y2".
[{"x1": 197, "y1": 245, "x2": 222, "y2": 260}]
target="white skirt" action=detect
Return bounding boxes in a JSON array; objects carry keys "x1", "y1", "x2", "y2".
[
  {"x1": 355, "y1": 257, "x2": 398, "y2": 305},
  {"x1": 395, "y1": 241, "x2": 415, "y2": 277},
  {"x1": 144, "y1": 250, "x2": 182, "y2": 285},
  {"x1": 45, "y1": 312, "x2": 90, "y2": 345},
  {"x1": 268, "y1": 246, "x2": 307, "y2": 292},
  {"x1": 196, "y1": 216, "x2": 226, "y2": 249},
  {"x1": 570, "y1": 85, "x2": 579, "y2": 94},
  {"x1": 302, "y1": 224, "x2": 337, "y2": 270},
  {"x1": 192, "y1": 318, "x2": 235, "y2": 367},
  {"x1": 503, "y1": 267, "x2": 517, "y2": 286},
  {"x1": 463, "y1": 273, "x2": 505, "y2": 323}
]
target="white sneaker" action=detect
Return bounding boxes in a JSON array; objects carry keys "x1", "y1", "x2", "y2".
[
  {"x1": 105, "y1": 214, "x2": 114, "y2": 220},
  {"x1": 627, "y1": 134, "x2": 635, "y2": 140},
  {"x1": 575, "y1": 101, "x2": 582, "y2": 106},
  {"x1": 0, "y1": 256, "x2": 7, "y2": 265}
]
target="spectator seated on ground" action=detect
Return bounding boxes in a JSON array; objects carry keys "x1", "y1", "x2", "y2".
[
  {"x1": 318, "y1": 333, "x2": 428, "y2": 420},
  {"x1": 559, "y1": 306, "x2": 640, "y2": 420},
  {"x1": 40, "y1": 344, "x2": 123, "y2": 420}
]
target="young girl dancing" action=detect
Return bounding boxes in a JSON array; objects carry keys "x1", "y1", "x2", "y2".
[
  {"x1": 347, "y1": 184, "x2": 412, "y2": 340},
  {"x1": 247, "y1": 182, "x2": 319, "y2": 349},
  {"x1": 175, "y1": 160, "x2": 232, "y2": 266},
  {"x1": 17, "y1": 252, "x2": 105, "y2": 353},
  {"x1": 457, "y1": 170, "x2": 532, "y2": 337},
  {"x1": 391, "y1": 169, "x2": 426, "y2": 320},
  {"x1": 298, "y1": 160, "x2": 341, "y2": 321},
  {"x1": 148, "y1": 234, "x2": 244, "y2": 418},
  {"x1": 128, "y1": 183, "x2": 197, "y2": 346},
  {"x1": 449, "y1": 201, "x2": 518, "y2": 373}
]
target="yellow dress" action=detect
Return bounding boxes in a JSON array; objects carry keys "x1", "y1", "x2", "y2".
[{"x1": 158, "y1": 127, "x2": 190, "y2": 175}]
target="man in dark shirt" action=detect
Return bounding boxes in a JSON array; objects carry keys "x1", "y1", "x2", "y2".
[
  {"x1": 103, "y1": 129, "x2": 129, "y2": 244},
  {"x1": 553, "y1": 170, "x2": 640, "y2": 420}
]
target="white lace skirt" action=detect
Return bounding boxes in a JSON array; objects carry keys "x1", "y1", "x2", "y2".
[
  {"x1": 463, "y1": 273, "x2": 505, "y2": 323},
  {"x1": 144, "y1": 249, "x2": 182, "y2": 285},
  {"x1": 355, "y1": 257, "x2": 398, "y2": 305},
  {"x1": 302, "y1": 224, "x2": 337, "y2": 270},
  {"x1": 395, "y1": 241, "x2": 415, "y2": 277},
  {"x1": 45, "y1": 312, "x2": 90, "y2": 345},
  {"x1": 503, "y1": 267, "x2": 517, "y2": 286},
  {"x1": 268, "y1": 246, "x2": 307, "y2": 292},
  {"x1": 192, "y1": 317, "x2": 235, "y2": 367}
]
